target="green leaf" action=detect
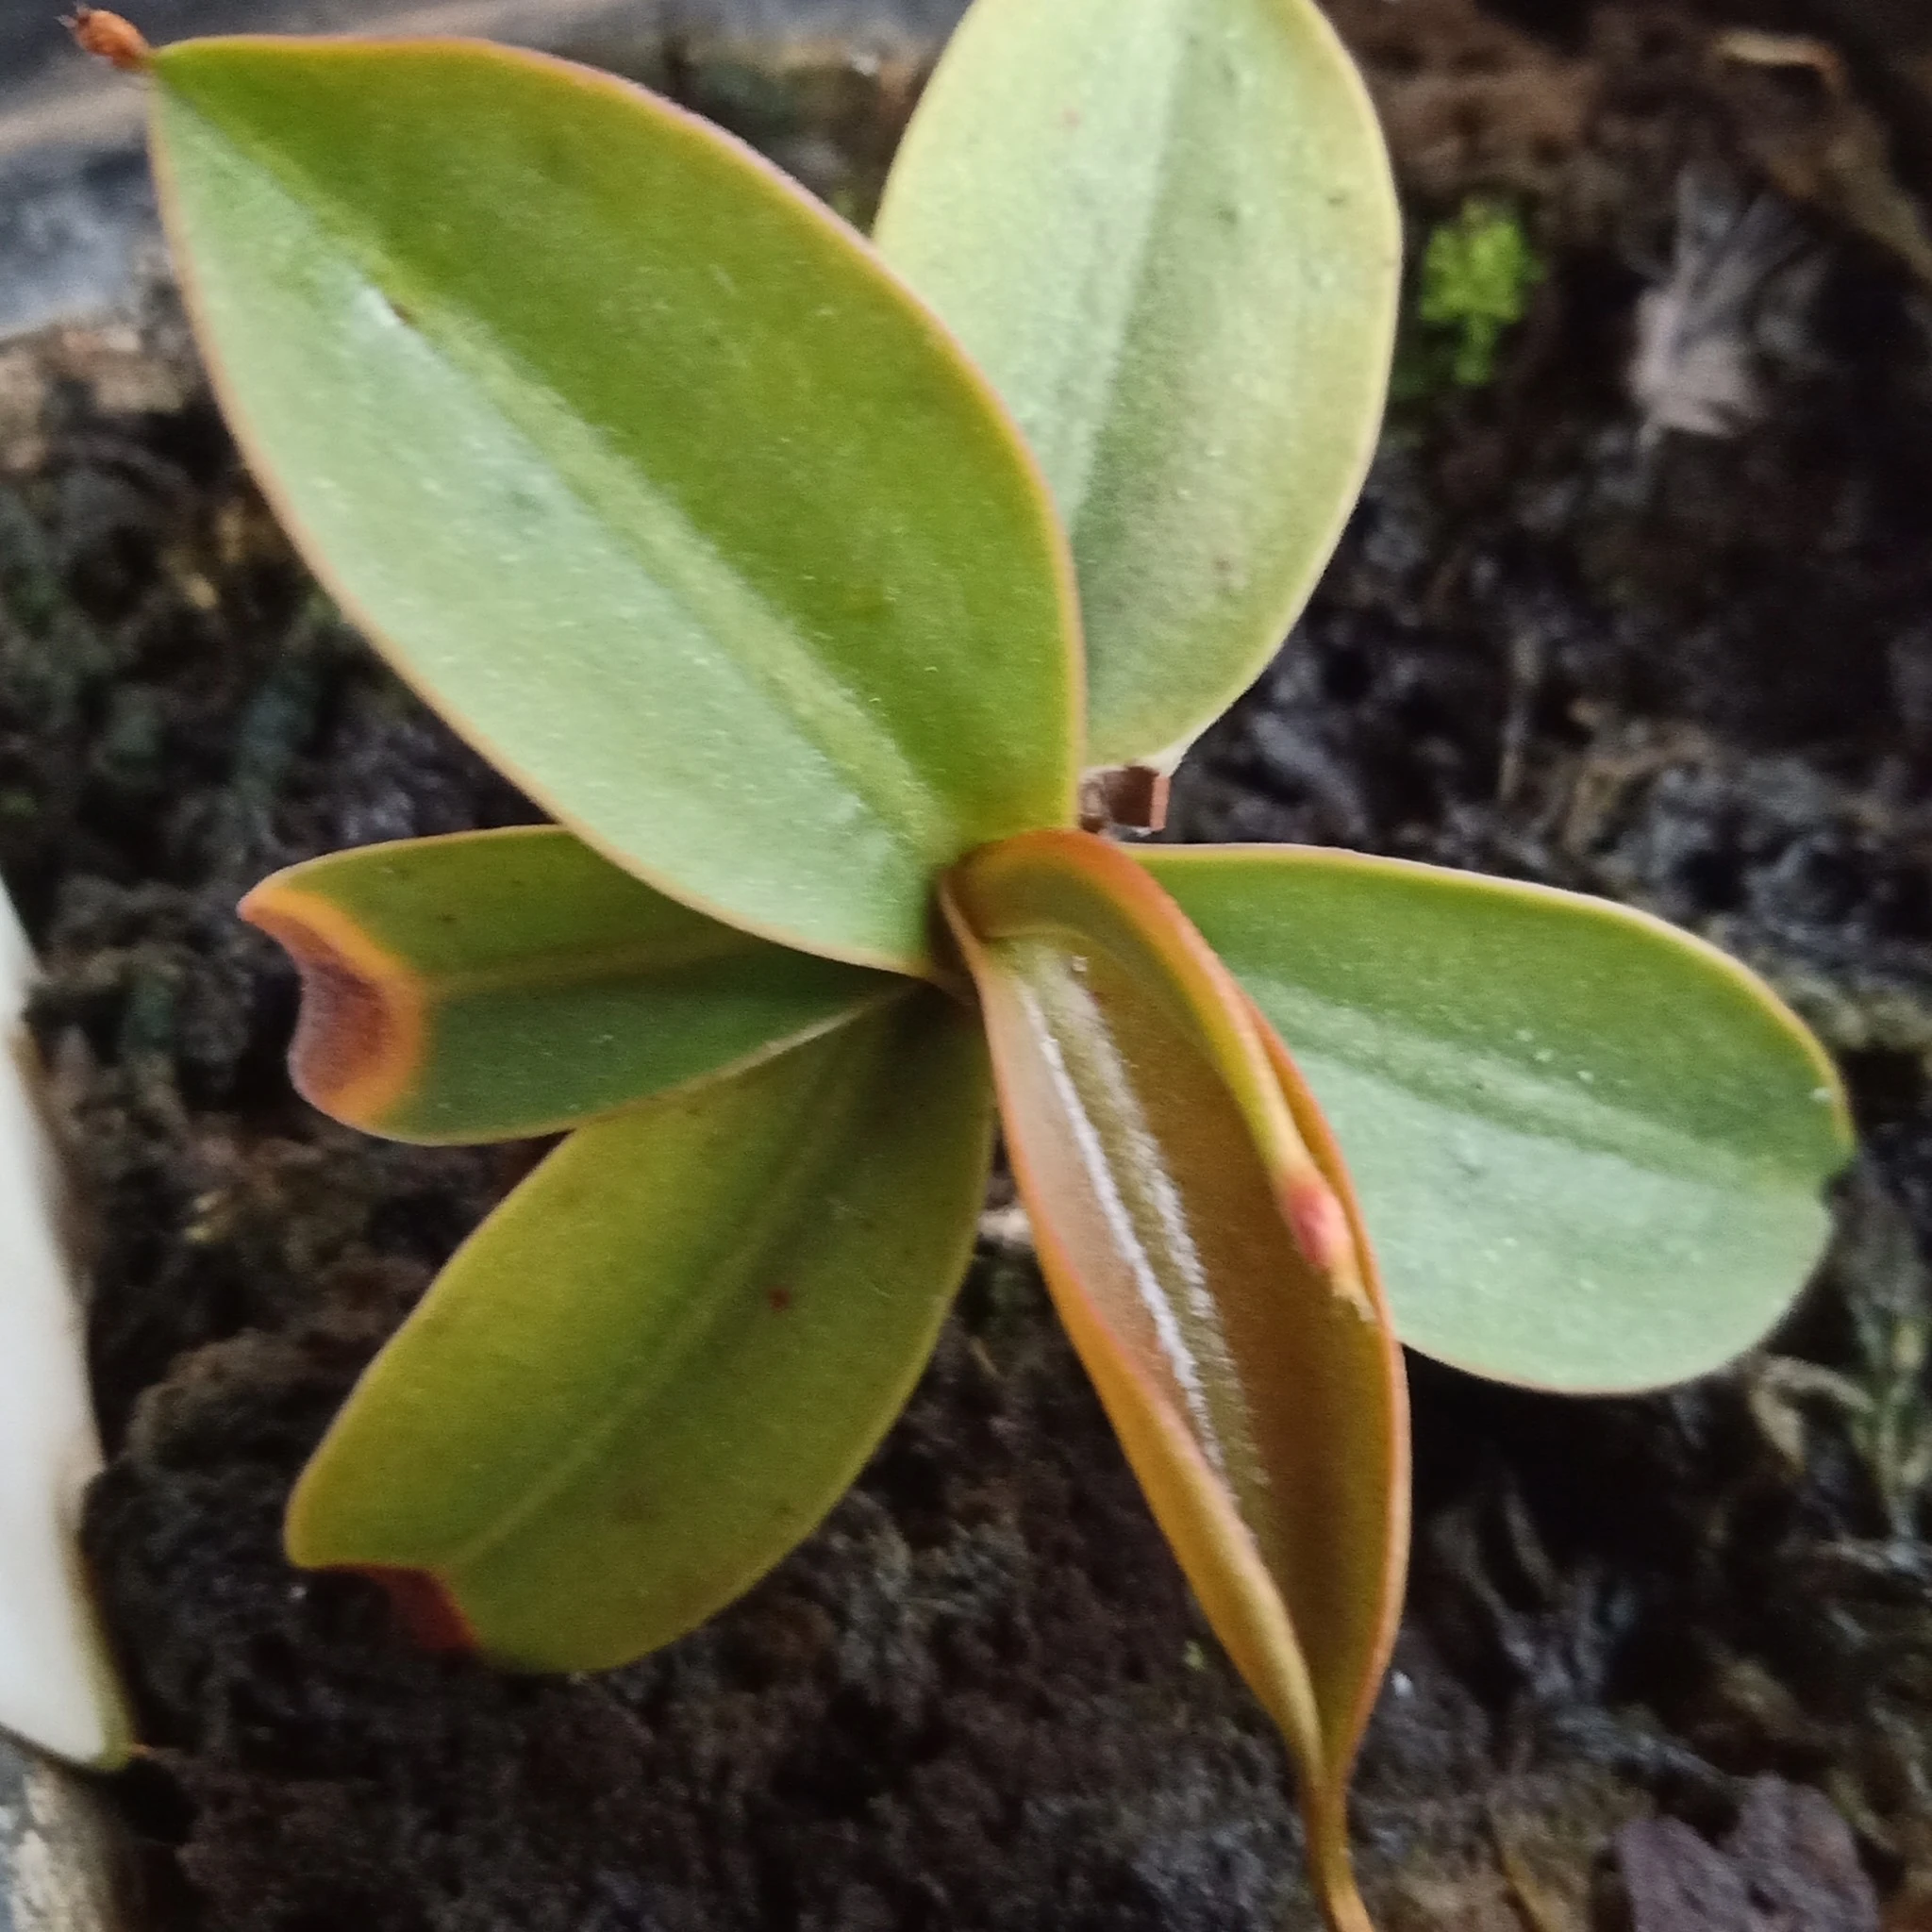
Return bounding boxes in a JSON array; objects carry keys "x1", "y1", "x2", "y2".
[
  {"x1": 875, "y1": 0, "x2": 1399, "y2": 768},
  {"x1": 1140, "y1": 846, "x2": 1854, "y2": 1391},
  {"x1": 943, "y1": 830, "x2": 1407, "y2": 1931},
  {"x1": 148, "y1": 38, "x2": 1081, "y2": 975},
  {"x1": 287, "y1": 991, "x2": 993, "y2": 1672},
  {"x1": 242, "y1": 828, "x2": 898, "y2": 1143}
]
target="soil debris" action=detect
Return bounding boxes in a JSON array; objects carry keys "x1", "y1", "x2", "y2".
[{"x1": 1614, "y1": 1776, "x2": 1879, "y2": 1932}]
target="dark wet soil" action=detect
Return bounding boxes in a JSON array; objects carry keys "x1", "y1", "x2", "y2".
[{"x1": 0, "y1": 7, "x2": 1927, "y2": 1930}]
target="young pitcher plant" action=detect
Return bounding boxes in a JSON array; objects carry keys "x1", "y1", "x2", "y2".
[{"x1": 80, "y1": 0, "x2": 1852, "y2": 1921}]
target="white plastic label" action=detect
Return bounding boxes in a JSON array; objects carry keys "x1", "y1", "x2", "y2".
[{"x1": 0, "y1": 891, "x2": 130, "y2": 1767}]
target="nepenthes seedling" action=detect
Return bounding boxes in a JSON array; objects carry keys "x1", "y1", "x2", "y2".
[{"x1": 70, "y1": 2, "x2": 1851, "y2": 1920}]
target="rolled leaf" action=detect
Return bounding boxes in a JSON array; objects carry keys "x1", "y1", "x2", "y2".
[
  {"x1": 242, "y1": 827, "x2": 897, "y2": 1143},
  {"x1": 875, "y1": 0, "x2": 1399, "y2": 767},
  {"x1": 942, "y1": 829, "x2": 1407, "y2": 1928},
  {"x1": 148, "y1": 37, "x2": 1081, "y2": 975},
  {"x1": 1141, "y1": 846, "x2": 1854, "y2": 1391},
  {"x1": 287, "y1": 991, "x2": 993, "y2": 1671}
]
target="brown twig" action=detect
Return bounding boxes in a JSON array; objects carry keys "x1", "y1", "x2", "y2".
[{"x1": 1077, "y1": 765, "x2": 1171, "y2": 834}]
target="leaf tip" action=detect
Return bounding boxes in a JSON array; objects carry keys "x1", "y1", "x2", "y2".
[
  {"x1": 64, "y1": 6, "x2": 148, "y2": 70},
  {"x1": 354, "y1": 1565, "x2": 477, "y2": 1655},
  {"x1": 240, "y1": 879, "x2": 424, "y2": 1129}
]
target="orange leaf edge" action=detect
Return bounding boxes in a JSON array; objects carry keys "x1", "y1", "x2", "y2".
[
  {"x1": 953, "y1": 833, "x2": 1364, "y2": 1289},
  {"x1": 1250, "y1": 997, "x2": 1412, "y2": 1899},
  {"x1": 1241, "y1": 1001, "x2": 1412, "y2": 1732}
]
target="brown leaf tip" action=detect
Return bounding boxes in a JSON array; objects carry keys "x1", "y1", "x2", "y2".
[
  {"x1": 239, "y1": 884, "x2": 423, "y2": 1127},
  {"x1": 64, "y1": 7, "x2": 149, "y2": 70},
  {"x1": 356, "y1": 1566, "x2": 478, "y2": 1655}
]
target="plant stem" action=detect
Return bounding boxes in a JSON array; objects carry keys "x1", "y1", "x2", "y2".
[{"x1": 1305, "y1": 1792, "x2": 1376, "y2": 1932}]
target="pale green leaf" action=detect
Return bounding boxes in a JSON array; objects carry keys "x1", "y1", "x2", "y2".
[
  {"x1": 876, "y1": 0, "x2": 1399, "y2": 765},
  {"x1": 150, "y1": 37, "x2": 1080, "y2": 974},
  {"x1": 1141, "y1": 846, "x2": 1854, "y2": 1391}
]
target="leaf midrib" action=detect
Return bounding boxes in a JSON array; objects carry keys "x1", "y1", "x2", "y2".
[
  {"x1": 1255, "y1": 976, "x2": 1821, "y2": 1191},
  {"x1": 409, "y1": 927, "x2": 872, "y2": 1003},
  {"x1": 1020, "y1": 0, "x2": 1190, "y2": 536}
]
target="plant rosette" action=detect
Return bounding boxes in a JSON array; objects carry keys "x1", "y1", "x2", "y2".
[{"x1": 65, "y1": 1, "x2": 1852, "y2": 1923}]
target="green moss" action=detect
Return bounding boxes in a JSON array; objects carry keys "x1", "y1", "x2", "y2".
[{"x1": 1397, "y1": 197, "x2": 1543, "y2": 396}]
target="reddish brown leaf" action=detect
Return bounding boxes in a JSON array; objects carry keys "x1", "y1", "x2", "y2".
[{"x1": 943, "y1": 828, "x2": 1407, "y2": 1929}]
